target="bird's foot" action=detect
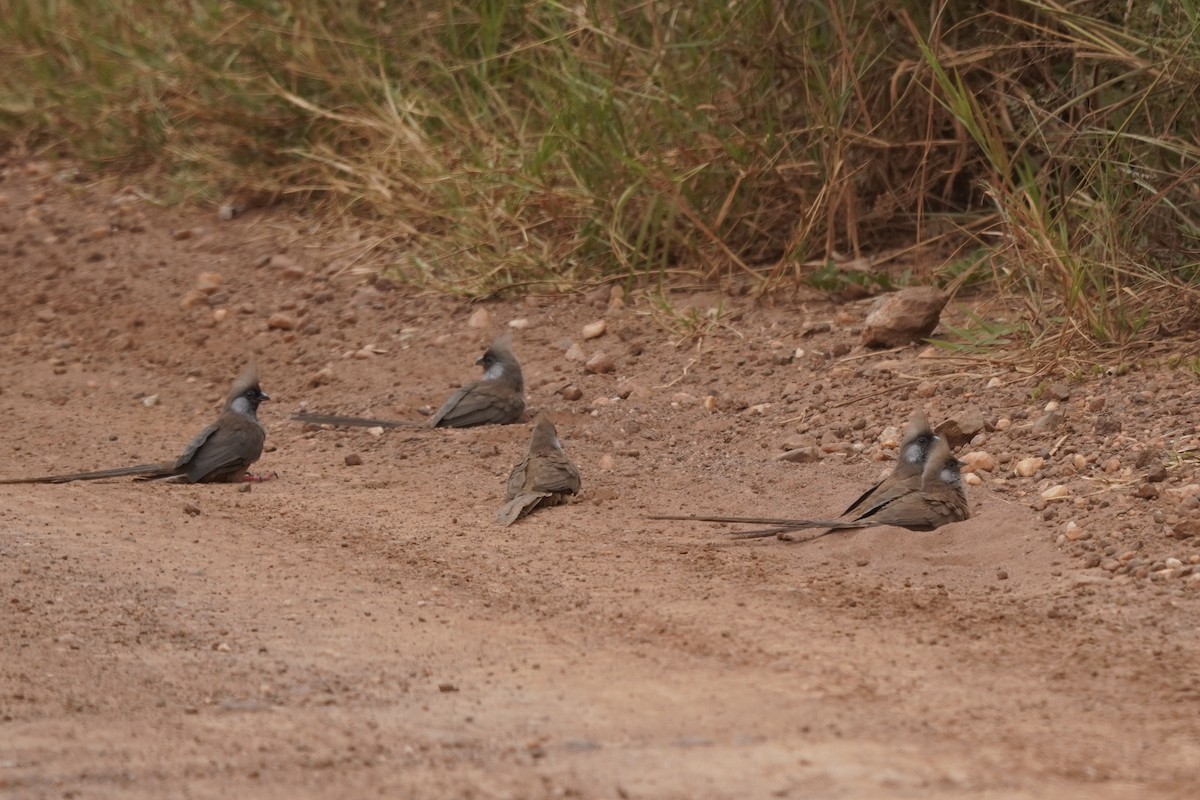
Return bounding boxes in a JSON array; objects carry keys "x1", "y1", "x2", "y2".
[{"x1": 242, "y1": 471, "x2": 278, "y2": 483}]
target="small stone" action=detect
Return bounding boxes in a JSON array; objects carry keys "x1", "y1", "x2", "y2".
[
  {"x1": 196, "y1": 272, "x2": 224, "y2": 294},
  {"x1": 961, "y1": 451, "x2": 996, "y2": 473},
  {"x1": 671, "y1": 392, "x2": 697, "y2": 407},
  {"x1": 183, "y1": 503, "x2": 201, "y2": 517},
  {"x1": 964, "y1": 472, "x2": 982, "y2": 486},
  {"x1": 171, "y1": 228, "x2": 196, "y2": 241},
  {"x1": 1032, "y1": 411, "x2": 1064, "y2": 434},
  {"x1": 994, "y1": 417, "x2": 1012, "y2": 432},
  {"x1": 559, "y1": 385, "x2": 583, "y2": 401},
  {"x1": 1047, "y1": 382, "x2": 1071, "y2": 400},
  {"x1": 598, "y1": 454, "x2": 616, "y2": 471},
  {"x1": 212, "y1": 308, "x2": 228, "y2": 323},
  {"x1": 179, "y1": 290, "x2": 209, "y2": 310},
  {"x1": 267, "y1": 312, "x2": 296, "y2": 331},
  {"x1": 703, "y1": 395, "x2": 717, "y2": 413},
  {"x1": 344, "y1": 453, "x2": 363, "y2": 467},
  {"x1": 776, "y1": 447, "x2": 821, "y2": 463},
  {"x1": 1102, "y1": 458, "x2": 1121, "y2": 474},
  {"x1": 564, "y1": 343, "x2": 587, "y2": 363},
  {"x1": 861, "y1": 286, "x2": 949, "y2": 347},
  {"x1": 467, "y1": 308, "x2": 492, "y2": 329},
  {"x1": 1014, "y1": 457, "x2": 1044, "y2": 477},
  {"x1": 1146, "y1": 464, "x2": 1168, "y2": 483},
  {"x1": 437, "y1": 682, "x2": 459, "y2": 693},
  {"x1": 1134, "y1": 482, "x2": 1159, "y2": 500},
  {"x1": 268, "y1": 254, "x2": 297, "y2": 270},
  {"x1": 366, "y1": 427, "x2": 385, "y2": 438},
  {"x1": 1041, "y1": 484, "x2": 1070, "y2": 501},
  {"x1": 1072, "y1": 453, "x2": 1087, "y2": 470},
  {"x1": 996, "y1": 569, "x2": 1009, "y2": 580},
  {"x1": 507, "y1": 318, "x2": 530, "y2": 330},
  {"x1": 142, "y1": 394, "x2": 160, "y2": 408},
  {"x1": 935, "y1": 410, "x2": 986, "y2": 448},
  {"x1": 782, "y1": 434, "x2": 818, "y2": 451},
  {"x1": 585, "y1": 352, "x2": 616, "y2": 374},
  {"x1": 914, "y1": 381, "x2": 937, "y2": 399},
  {"x1": 582, "y1": 320, "x2": 607, "y2": 339},
  {"x1": 309, "y1": 366, "x2": 334, "y2": 387}
]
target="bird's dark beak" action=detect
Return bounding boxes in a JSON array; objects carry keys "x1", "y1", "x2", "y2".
[
  {"x1": 475, "y1": 355, "x2": 485, "y2": 366},
  {"x1": 259, "y1": 391, "x2": 271, "y2": 402}
]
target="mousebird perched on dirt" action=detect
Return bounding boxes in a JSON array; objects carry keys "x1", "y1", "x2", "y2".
[
  {"x1": 648, "y1": 426, "x2": 969, "y2": 542},
  {"x1": 0, "y1": 365, "x2": 272, "y2": 484},
  {"x1": 294, "y1": 334, "x2": 525, "y2": 430},
  {"x1": 495, "y1": 412, "x2": 582, "y2": 526},
  {"x1": 840, "y1": 409, "x2": 938, "y2": 516}
]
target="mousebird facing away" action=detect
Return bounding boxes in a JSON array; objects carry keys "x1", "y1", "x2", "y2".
[
  {"x1": 648, "y1": 418, "x2": 969, "y2": 542},
  {"x1": 293, "y1": 335, "x2": 525, "y2": 430},
  {"x1": 496, "y1": 412, "x2": 581, "y2": 526},
  {"x1": 841, "y1": 410, "x2": 937, "y2": 516},
  {"x1": 0, "y1": 365, "x2": 272, "y2": 485}
]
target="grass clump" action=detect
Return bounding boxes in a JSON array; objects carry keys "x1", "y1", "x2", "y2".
[{"x1": 1, "y1": 1, "x2": 1199, "y2": 352}]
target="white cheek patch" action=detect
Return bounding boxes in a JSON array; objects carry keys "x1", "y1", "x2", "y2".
[
  {"x1": 229, "y1": 396, "x2": 253, "y2": 416},
  {"x1": 482, "y1": 362, "x2": 506, "y2": 380},
  {"x1": 903, "y1": 442, "x2": 924, "y2": 464},
  {"x1": 940, "y1": 467, "x2": 959, "y2": 486}
]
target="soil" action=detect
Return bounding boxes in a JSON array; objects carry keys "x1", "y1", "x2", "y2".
[{"x1": 2, "y1": 160, "x2": 1200, "y2": 799}]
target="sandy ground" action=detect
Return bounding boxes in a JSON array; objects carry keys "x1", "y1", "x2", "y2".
[{"x1": 2, "y1": 160, "x2": 1199, "y2": 798}]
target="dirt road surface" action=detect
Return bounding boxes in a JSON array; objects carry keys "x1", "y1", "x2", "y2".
[{"x1": 2, "y1": 162, "x2": 1199, "y2": 798}]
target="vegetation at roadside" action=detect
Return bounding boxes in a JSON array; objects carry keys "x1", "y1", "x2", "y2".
[{"x1": 2, "y1": 1, "x2": 1199, "y2": 351}]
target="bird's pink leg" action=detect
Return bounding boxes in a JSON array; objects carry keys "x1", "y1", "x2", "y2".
[{"x1": 241, "y1": 471, "x2": 278, "y2": 483}]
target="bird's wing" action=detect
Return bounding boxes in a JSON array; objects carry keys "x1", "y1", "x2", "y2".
[
  {"x1": 432, "y1": 382, "x2": 523, "y2": 428},
  {"x1": 528, "y1": 452, "x2": 581, "y2": 495},
  {"x1": 505, "y1": 456, "x2": 531, "y2": 500},
  {"x1": 175, "y1": 417, "x2": 265, "y2": 483}
]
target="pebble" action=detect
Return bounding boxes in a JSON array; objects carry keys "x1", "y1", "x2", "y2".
[
  {"x1": 961, "y1": 451, "x2": 996, "y2": 473},
  {"x1": 179, "y1": 289, "x2": 209, "y2": 310},
  {"x1": 1014, "y1": 456, "x2": 1044, "y2": 477},
  {"x1": 582, "y1": 320, "x2": 607, "y2": 339},
  {"x1": 703, "y1": 395, "x2": 717, "y2": 413},
  {"x1": 964, "y1": 473, "x2": 982, "y2": 486},
  {"x1": 782, "y1": 434, "x2": 818, "y2": 451},
  {"x1": 309, "y1": 366, "x2": 334, "y2": 387},
  {"x1": 915, "y1": 381, "x2": 937, "y2": 398},
  {"x1": 598, "y1": 454, "x2": 616, "y2": 471},
  {"x1": 366, "y1": 427, "x2": 385, "y2": 437},
  {"x1": 994, "y1": 417, "x2": 1012, "y2": 432},
  {"x1": 142, "y1": 394, "x2": 160, "y2": 408},
  {"x1": 1134, "y1": 483, "x2": 1159, "y2": 500},
  {"x1": 585, "y1": 352, "x2": 616, "y2": 374},
  {"x1": 268, "y1": 312, "x2": 296, "y2": 331},
  {"x1": 559, "y1": 385, "x2": 583, "y2": 401},
  {"x1": 212, "y1": 308, "x2": 228, "y2": 323},
  {"x1": 1032, "y1": 411, "x2": 1064, "y2": 433},
  {"x1": 1041, "y1": 484, "x2": 1070, "y2": 500},
  {"x1": 507, "y1": 318, "x2": 530, "y2": 330},
  {"x1": 196, "y1": 272, "x2": 224, "y2": 294},
  {"x1": 344, "y1": 453, "x2": 363, "y2": 467},
  {"x1": 467, "y1": 308, "x2": 492, "y2": 329},
  {"x1": 671, "y1": 392, "x2": 697, "y2": 407},
  {"x1": 564, "y1": 343, "x2": 587, "y2": 363},
  {"x1": 776, "y1": 447, "x2": 821, "y2": 463},
  {"x1": 1102, "y1": 458, "x2": 1121, "y2": 474},
  {"x1": 1072, "y1": 453, "x2": 1087, "y2": 470}
]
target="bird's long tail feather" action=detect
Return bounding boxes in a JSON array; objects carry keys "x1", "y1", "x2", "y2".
[
  {"x1": 0, "y1": 464, "x2": 168, "y2": 485},
  {"x1": 292, "y1": 411, "x2": 420, "y2": 429}
]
